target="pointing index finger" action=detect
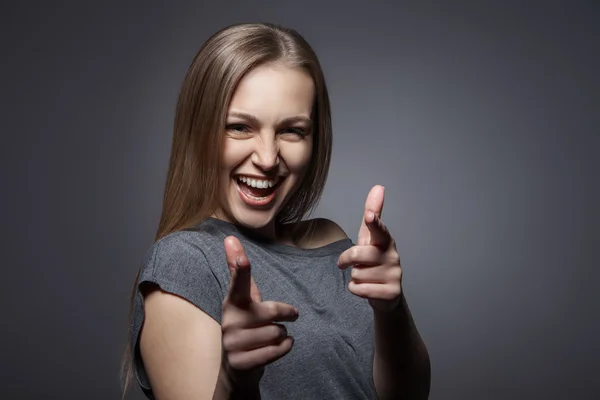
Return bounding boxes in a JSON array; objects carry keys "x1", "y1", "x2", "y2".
[
  {"x1": 363, "y1": 185, "x2": 390, "y2": 248},
  {"x1": 364, "y1": 185, "x2": 385, "y2": 221},
  {"x1": 366, "y1": 212, "x2": 391, "y2": 249},
  {"x1": 229, "y1": 254, "x2": 253, "y2": 304},
  {"x1": 224, "y1": 236, "x2": 261, "y2": 304}
]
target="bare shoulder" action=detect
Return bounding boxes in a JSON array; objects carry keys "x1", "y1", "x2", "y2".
[
  {"x1": 311, "y1": 218, "x2": 348, "y2": 241},
  {"x1": 294, "y1": 218, "x2": 349, "y2": 249}
]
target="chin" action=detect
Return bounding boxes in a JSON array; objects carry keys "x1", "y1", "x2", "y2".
[{"x1": 230, "y1": 207, "x2": 275, "y2": 228}]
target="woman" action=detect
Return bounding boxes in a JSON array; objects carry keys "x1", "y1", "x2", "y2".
[{"x1": 122, "y1": 22, "x2": 430, "y2": 399}]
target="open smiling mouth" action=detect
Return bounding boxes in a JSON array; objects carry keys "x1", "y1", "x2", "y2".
[{"x1": 235, "y1": 175, "x2": 285, "y2": 206}]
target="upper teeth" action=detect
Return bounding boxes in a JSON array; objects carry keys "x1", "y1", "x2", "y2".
[{"x1": 238, "y1": 176, "x2": 279, "y2": 188}]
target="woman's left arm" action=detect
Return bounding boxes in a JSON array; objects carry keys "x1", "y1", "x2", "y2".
[
  {"x1": 337, "y1": 185, "x2": 431, "y2": 399},
  {"x1": 372, "y1": 294, "x2": 431, "y2": 400}
]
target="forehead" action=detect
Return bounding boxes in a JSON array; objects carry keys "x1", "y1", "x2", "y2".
[{"x1": 228, "y1": 64, "x2": 315, "y2": 119}]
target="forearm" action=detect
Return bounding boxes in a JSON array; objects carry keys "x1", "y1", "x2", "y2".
[{"x1": 373, "y1": 294, "x2": 431, "y2": 400}]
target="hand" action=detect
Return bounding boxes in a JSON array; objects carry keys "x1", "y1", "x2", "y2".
[
  {"x1": 221, "y1": 236, "x2": 298, "y2": 387},
  {"x1": 337, "y1": 185, "x2": 403, "y2": 313}
]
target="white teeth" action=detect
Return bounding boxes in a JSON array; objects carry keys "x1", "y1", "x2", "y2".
[
  {"x1": 237, "y1": 175, "x2": 279, "y2": 188},
  {"x1": 247, "y1": 193, "x2": 266, "y2": 200}
]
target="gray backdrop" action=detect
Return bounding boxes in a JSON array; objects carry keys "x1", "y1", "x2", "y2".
[{"x1": 1, "y1": 1, "x2": 598, "y2": 399}]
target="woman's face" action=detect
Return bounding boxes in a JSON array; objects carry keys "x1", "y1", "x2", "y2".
[{"x1": 213, "y1": 64, "x2": 315, "y2": 236}]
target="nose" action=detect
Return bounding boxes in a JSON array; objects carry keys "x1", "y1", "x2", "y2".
[{"x1": 251, "y1": 137, "x2": 280, "y2": 172}]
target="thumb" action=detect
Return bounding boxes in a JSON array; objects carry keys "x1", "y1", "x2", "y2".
[{"x1": 224, "y1": 236, "x2": 262, "y2": 303}]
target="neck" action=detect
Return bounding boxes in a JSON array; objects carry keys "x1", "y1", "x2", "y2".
[{"x1": 210, "y1": 212, "x2": 284, "y2": 244}]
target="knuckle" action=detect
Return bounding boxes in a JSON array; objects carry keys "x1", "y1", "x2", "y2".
[
  {"x1": 266, "y1": 344, "x2": 282, "y2": 360},
  {"x1": 380, "y1": 289, "x2": 392, "y2": 301},
  {"x1": 387, "y1": 285, "x2": 401, "y2": 300},
  {"x1": 350, "y1": 247, "x2": 360, "y2": 260},
  {"x1": 222, "y1": 334, "x2": 235, "y2": 352},
  {"x1": 385, "y1": 251, "x2": 398, "y2": 264},
  {"x1": 267, "y1": 324, "x2": 278, "y2": 338},
  {"x1": 277, "y1": 324, "x2": 288, "y2": 339},
  {"x1": 389, "y1": 267, "x2": 402, "y2": 281},
  {"x1": 226, "y1": 351, "x2": 238, "y2": 365},
  {"x1": 227, "y1": 352, "x2": 247, "y2": 370},
  {"x1": 221, "y1": 312, "x2": 242, "y2": 331},
  {"x1": 221, "y1": 320, "x2": 234, "y2": 333},
  {"x1": 262, "y1": 302, "x2": 279, "y2": 320}
]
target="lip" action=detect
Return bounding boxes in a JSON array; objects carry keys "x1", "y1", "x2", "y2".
[{"x1": 234, "y1": 177, "x2": 284, "y2": 208}]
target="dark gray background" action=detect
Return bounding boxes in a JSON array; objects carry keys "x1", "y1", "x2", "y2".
[{"x1": 1, "y1": 1, "x2": 598, "y2": 399}]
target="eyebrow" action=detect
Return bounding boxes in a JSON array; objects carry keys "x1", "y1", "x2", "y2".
[{"x1": 227, "y1": 111, "x2": 313, "y2": 128}]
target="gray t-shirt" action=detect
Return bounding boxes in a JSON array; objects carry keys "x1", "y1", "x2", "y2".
[{"x1": 131, "y1": 217, "x2": 376, "y2": 399}]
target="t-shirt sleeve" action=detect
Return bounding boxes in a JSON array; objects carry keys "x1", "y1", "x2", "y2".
[
  {"x1": 130, "y1": 232, "x2": 225, "y2": 396},
  {"x1": 138, "y1": 233, "x2": 225, "y2": 322}
]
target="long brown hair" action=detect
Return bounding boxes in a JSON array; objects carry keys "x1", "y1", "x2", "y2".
[{"x1": 120, "y1": 22, "x2": 333, "y2": 396}]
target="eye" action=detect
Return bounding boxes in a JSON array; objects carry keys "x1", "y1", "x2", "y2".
[
  {"x1": 279, "y1": 127, "x2": 308, "y2": 137},
  {"x1": 226, "y1": 124, "x2": 250, "y2": 133}
]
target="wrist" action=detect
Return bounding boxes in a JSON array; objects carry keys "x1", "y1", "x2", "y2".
[
  {"x1": 220, "y1": 359, "x2": 263, "y2": 397},
  {"x1": 214, "y1": 365, "x2": 261, "y2": 400},
  {"x1": 373, "y1": 294, "x2": 407, "y2": 321}
]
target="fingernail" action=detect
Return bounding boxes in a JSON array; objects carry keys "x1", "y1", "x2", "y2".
[{"x1": 235, "y1": 256, "x2": 243, "y2": 267}]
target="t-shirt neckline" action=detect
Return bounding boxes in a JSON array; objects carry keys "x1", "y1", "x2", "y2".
[{"x1": 199, "y1": 217, "x2": 353, "y2": 257}]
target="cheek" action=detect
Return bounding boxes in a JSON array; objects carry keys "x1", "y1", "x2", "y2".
[
  {"x1": 281, "y1": 139, "x2": 313, "y2": 173},
  {"x1": 219, "y1": 144, "x2": 240, "y2": 195},
  {"x1": 221, "y1": 140, "x2": 252, "y2": 173}
]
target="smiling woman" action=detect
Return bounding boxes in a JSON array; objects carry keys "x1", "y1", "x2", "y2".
[
  {"x1": 215, "y1": 64, "x2": 315, "y2": 237},
  {"x1": 121, "y1": 22, "x2": 430, "y2": 400}
]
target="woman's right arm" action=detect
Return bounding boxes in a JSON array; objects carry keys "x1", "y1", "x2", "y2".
[
  {"x1": 141, "y1": 288, "x2": 239, "y2": 400},
  {"x1": 139, "y1": 236, "x2": 298, "y2": 400}
]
